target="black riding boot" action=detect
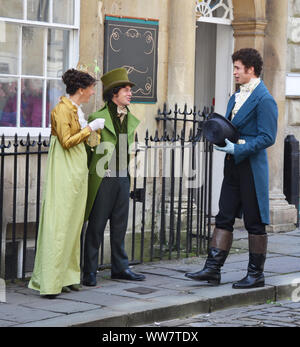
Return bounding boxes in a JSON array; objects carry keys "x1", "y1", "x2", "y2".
[
  {"x1": 185, "y1": 228, "x2": 233, "y2": 285},
  {"x1": 232, "y1": 234, "x2": 267, "y2": 289}
]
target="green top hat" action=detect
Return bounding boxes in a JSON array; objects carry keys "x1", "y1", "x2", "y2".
[{"x1": 101, "y1": 67, "x2": 135, "y2": 96}]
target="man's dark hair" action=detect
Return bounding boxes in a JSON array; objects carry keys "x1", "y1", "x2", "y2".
[
  {"x1": 103, "y1": 84, "x2": 128, "y2": 102},
  {"x1": 232, "y1": 48, "x2": 263, "y2": 77},
  {"x1": 62, "y1": 68, "x2": 96, "y2": 95},
  {"x1": 103, "y1": 86, "x2": 125, "y2": 102}
]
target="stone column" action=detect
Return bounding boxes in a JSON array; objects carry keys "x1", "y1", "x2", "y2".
[
  {"x1": 231, "y1": 20, "x2": 267, "y2": 54},
  {"x1": 232, "y1": 0, "x2": 267, "y2": 55},
  {"x1": 263, "y1": 0, "x2": 297, "y2": 232},
  {"x1": 166, "y1": 0, "x2": 196, "y2": 225},
  {"x1": 167, "y1": 0, "x2": 196, "y2": 109}
]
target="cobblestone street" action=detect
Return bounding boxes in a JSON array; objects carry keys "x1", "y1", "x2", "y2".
[{"x1": 146, "y1": 300, "x2": 300, "y2": 327}]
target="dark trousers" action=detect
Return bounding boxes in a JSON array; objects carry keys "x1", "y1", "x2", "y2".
[
  {"x1": 215, "y1": 155, "x2": 266, "y2": 235},
  {"x1": 83, "y1": 176, "x2": 130, "y2": 274}
]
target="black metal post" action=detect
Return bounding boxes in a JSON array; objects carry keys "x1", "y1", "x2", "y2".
[
  {"x1": 284, "y1": 135, "x2": 299, "y2": 227},
  {"x1": 150, "y1": 130, "x2": 159, "y2": 261},
  {"x1": 140, "y1": 130, "x2": 149, "y2": 263},
  {"x1": 20, "y1": 133, "x2": 36, "y2": 279}
]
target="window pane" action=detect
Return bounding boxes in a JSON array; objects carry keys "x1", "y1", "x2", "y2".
[
  {"x1": 47, "y1": 29, "x2": 69, "y2": 78},
  {"x1": 0, "y1": 0, "x2": 23, "y2": 19},
  {"x1": 47, "y1": 79, "x2": 64, "y2": 126},
  {"x1": 0, "y1": 78, "x2": 18, "y2": 127},
  {"x1": 0, "y1": 23, "x2": 19, "y2": 75},
  {"x1": 22, "y1": 27, "x2": 44, "y2": 76},
  {"x1": 27, "y1": 0, "x2": 49, "y2": 22},
  {"x1": 53, "y1": 0, "x2": 74, "y2": 25},
  {"x1": 21, "y1": 79, "x2": 43, "y2": 127}
]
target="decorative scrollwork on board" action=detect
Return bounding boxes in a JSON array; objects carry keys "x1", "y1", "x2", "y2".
[
  {"x1": 110, "y1": 28, "x2": 122, "y2": 52},
  {"x1": 132, "y1": 77, "x2": 152, "y2": 96},
  {"x1": 110, "y1": 27, "x2": 154, "y2": 55}
]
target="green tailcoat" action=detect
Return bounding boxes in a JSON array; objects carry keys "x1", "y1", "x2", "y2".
[{"x1": 84, "y1": 103, "x2": 140, "y2": 221}]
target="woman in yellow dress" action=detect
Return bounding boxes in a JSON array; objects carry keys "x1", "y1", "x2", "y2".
[{"x1": 28, "y1": 69, "x2": 105, "y2": 298}]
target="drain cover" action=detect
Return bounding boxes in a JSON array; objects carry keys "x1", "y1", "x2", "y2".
[{"x1": 125, "y1": 286, "x2": 157, "y2": 295}]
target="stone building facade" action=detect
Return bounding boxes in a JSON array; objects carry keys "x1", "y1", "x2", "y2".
[
  {"x1": 0, "y1": 1, "x2": 298, "y2": 274},
  {"x1": 79, "y1": 0, "x2": 298, "y2": 232},
  {"x1": 286, "y1": 1, "x2": 300, "y2": 137}
]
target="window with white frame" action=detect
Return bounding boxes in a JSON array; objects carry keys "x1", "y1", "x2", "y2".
[{"x1": 0, "y1": 0, "x2": 80, "y2": 136}]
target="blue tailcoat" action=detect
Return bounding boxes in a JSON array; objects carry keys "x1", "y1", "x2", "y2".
[{"x1": 225, "y1": 81, "x2": 278, "y2": 224}]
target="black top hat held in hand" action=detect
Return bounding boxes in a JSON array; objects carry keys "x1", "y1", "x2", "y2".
[{"x1": 203, "y1": 113, "x2": 239, "y2": 147}]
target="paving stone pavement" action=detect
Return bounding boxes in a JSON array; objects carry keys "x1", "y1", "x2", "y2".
[
  {"x1": 143, "y1": 299, "x2": 300, "y2": 327},
  {"x1": 1, "y1": 228, "x2": 300, "y2": 327}
]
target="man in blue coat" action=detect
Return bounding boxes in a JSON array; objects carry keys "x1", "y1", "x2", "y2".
[{"x1": 186, "y1": 48, "x2": 278, "y2": 289}]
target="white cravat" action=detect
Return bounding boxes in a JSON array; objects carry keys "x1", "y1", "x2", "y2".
[
  {"x1": 117, "y1": 105, "x2": 127, "y2": 124},
  {"x1": 69, "y1": 97, "x2": 87, "y2": 129},
  {"x1": 232, "y1": 78, "x2": 261, "y2": 119}
]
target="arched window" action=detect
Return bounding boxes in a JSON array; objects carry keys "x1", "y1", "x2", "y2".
[{"x1": 195, "y1": 0, "x2": 233, "y2": 25}]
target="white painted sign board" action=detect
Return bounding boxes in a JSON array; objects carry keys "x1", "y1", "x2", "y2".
[{"x1": 286, "y1": 73, "x2": 300, "y2": 97}]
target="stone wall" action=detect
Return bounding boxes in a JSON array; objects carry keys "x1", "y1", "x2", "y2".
[
  {"x1": 80, "y1": 0, "x2": 196, "y2": 138},
  {"x1": 286, "y1": 0, "x2": 300, "y2": 139}
]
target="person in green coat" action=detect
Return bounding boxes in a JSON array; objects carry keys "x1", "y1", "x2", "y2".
[{"x1": 82, "y1": 68, "x2": 146, "y2": 286}]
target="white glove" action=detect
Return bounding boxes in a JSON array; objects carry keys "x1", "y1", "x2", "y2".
[{"x1": 88, "y1": 118, "x2": 105, "y2": 131}]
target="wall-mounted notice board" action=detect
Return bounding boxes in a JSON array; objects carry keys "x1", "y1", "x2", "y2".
[{"x1": 104, "y1": 15, "x2": 159, "y2": 103}]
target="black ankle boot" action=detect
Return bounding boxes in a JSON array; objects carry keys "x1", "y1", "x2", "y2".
[
  {"x1": 185, "y1": 228, "x2": 233, "y2": 285},
  {"x1": 232, "y1": 253, "x2": 266, "y2": 289},
  {"x1": 185, "y1": 247, "x2": 229, "y2": 285},
  {"x1": 232, "y1": 234, "x2": 267, "y2": 289}
]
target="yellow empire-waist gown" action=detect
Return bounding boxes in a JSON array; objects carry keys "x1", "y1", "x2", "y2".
[{"x1": 29, "y1": 97, "x2": 91, "y2": 295}]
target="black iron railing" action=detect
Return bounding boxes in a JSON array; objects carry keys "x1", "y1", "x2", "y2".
[
  {"x1": 124, "y1": 104, "x2": 213, "y2": 266},
  {"x1": 0, "y1": 134, "x2": 50, "y2": 279},
  {"x1": 0, "y1": 104, "x2": 213, "y2": 280}
]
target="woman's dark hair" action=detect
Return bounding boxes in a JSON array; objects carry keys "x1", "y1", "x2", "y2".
[
  {"x1": 62, "y1": 68, "x2": 96, "y2": 95},
  {"x1": 232, "y1": 48, "x2": 263, "y2": 77},
  {"x1": 103, "y1": 85, "x2": 127, "y2": 102}
]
